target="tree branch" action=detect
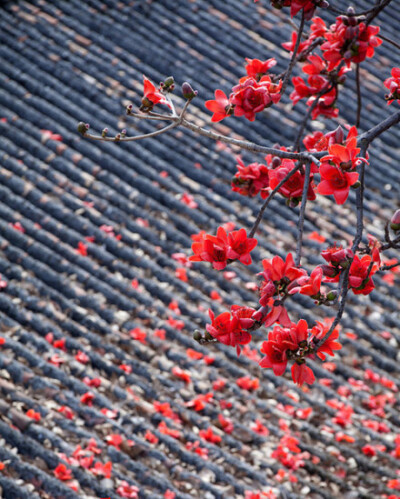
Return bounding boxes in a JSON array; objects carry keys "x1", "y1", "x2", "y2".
[
  {"x1": 295, "y1": 161, "x2": 311, "y2": 267},
  {"x1": 280, "y1": 10, "x2": 305, "y2": 97},
  {"x1": 355, "y1": 63, "x2": 362, "y2": 128}
]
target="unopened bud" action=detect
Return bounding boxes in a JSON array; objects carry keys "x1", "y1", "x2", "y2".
[
  {"x1": 115, "y1": 133, "x2": 121, "y2": 141},
  {"x1": 321, "y1": 265, "x2": 339, "y2": 278},
  {"x1": 121, "y1": 129, "x2": 127, "y2": 138},
  {"x1": 351, "y1": 181, "x2": 361, "y2": 189},
  {"x1": 126, "y1": 104, "x2": 133, "y2": 114},
  {"x1": 326, "y1": 290, "x2": 338, "y2": 301},
  {"x1": 102, "y1": 128, "x2": 108, "y2": 138},
  {"x1": 204, "y1": 331, "x2": 213, "y2": 341},
  {"x1": 346, "y1": 6, "x2": 355, "y2": 16},
  {"x1": 390, "y1": 209, "x2": 400, "y2": 231},
  {"x1": 77, "y1": 122, "x2": 89, "y2": 135},
  {"x1": 163, "y1": 76, "x2": 175, "y2": 92},
  {"x1": 271, "y1": 156, "x2": 281, "y2": 169},
  {"x1": 182, "y1": 82, "x2": 198, "y2": 100},
  {"x1": 193, "y1": 330, "x2": 202, "y2": 341}
]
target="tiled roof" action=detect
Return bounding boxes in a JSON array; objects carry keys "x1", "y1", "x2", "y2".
[{"x1": 0, "y1": 0, "x2": 399, "y2": 498}]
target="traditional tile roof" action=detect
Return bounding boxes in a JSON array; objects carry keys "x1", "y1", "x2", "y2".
[{"x1": 0, "y1": 0, "x2": 399, "y2": 498}]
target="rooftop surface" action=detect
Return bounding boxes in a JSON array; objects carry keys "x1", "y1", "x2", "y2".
[{"x1": 0, "y1": 1, "x2": 399, "y2": 498}]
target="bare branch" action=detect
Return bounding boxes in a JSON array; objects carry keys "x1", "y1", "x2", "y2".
[
  {"x1": 295, "y1": 161, "x2": 311, "y2": 267},
  {"x1": 280, "y1": 10, "x2": 305, "y2": 97},
  {"x1": 379, "y1": 261, "x2": 400, "y2": 272},
  {"x1": 355, "y1": 63, "x2": 362, "y2": 128},
  {"x1": 83, "y1": 121, "x2": 179, "y2": 142}
]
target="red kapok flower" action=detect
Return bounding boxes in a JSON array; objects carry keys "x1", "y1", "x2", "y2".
[
  {"x1": 227, "y1": 228, "x2": 258, "y2": 265},
  {"x1": 317, "y1": 162, "x2": 359, "y2": 204},
  {"x1": 245, "y1": 58, "x2": 277, "y2": 79},
  {"x1": 205, "y1": 89, "x2": 232, "y2": 122},
  {"x1": 142, "y1": 76, "x2": 170, "y2": 109},
  {"x1": 232, "y1": 157, "x2": 270, "y2": 199},
  {"x1": 206, "y1": 308, "x2": 252, "y2": 355},
  {"x1": 384, "y1": 67, "x2": 400, "y2": 105},
  {"x1": 291, "y1": 363, "x2": 315, "y2": 386}
]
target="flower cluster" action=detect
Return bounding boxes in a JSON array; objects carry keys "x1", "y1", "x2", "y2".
[
  {"x1": 290, "y1": 53, "x2": 349, "y2": 119},
  {"x1": 189, "y1": 226, "x2": 257, "y2": 269},
  {"x1": 321, "y1": 13, "x2": 382, "y2": 70},
  {"x1": 321, "y1": 245, "x2": 379, "y2": 295},
  {"x1": 259, "y1": 319, "x2": 341, "y2": 385},
  {"x1": 384, "y1": 67, "x2": 400, "y2": 105},
  {"x1": 206, "y1": 306, "x2": 256, "y2": 355},
  {"x1": 304, "y1": 126, "x2": 366, "y2": 205},
  {"x1": 231, "y1": 157, "x2": 270, "y2": 199},
  {"x1": 232, "y1": 152, "x2": 317, "y2": 205},
  {"x1": 205, "y1": 58, "x2": 282, "y2": 122},
  {"x1": 268, "y1": 0, "x2": 328, "y2": 20}
]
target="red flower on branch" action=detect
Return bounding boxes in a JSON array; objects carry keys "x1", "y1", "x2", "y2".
[
  {"x1": 291, "y1": 363, "x2": 315, "y2": 386},
  {"x1": 384, "y1": 67, "x2": 400, "y2": 105},
  {"x1": 245, "y1": 58, "x2": 277, "y2": 79},
  {"x1": 205, "y1": 89, "x2": 232, "y2": 122},
  {"x1": 142, "y1": 76, "x2": 171, "y2": 109},
  {"x1": 348, "y1": 254, "x2": 378, "y2": 295},
  {"x1": 317, "y1": 162, "x2": 359, "y2": 204},
  {"x1": 231, "y1": 157, "x2": 270, "y2": 199},
  {"x1": 230, "y1": 76, "x2": 282, "y2": 121}
]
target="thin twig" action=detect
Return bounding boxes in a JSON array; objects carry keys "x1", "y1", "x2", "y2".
[
  {"x1": 292, "y1": 85, "x2": 333, "y2": 151},
  {"x1": 355, "y1": 63, "x2": 362, "y2": 128},
  {"x1": 83, "y1": 121, "x2": 179, "y2": 142},
  {"x1": 248, "y1": 162, "x2": 304, "y2": 238},
  {"x1": 366, "y1": 0, "x2": 392, "y2": 25},
  {"x1": 280, "y1": 10, "x2": 305, "y2": 97},
  {"x1": 358, "y1": 109, "x2": 400, "y2": 144},
  {"x1": 379, "y1": 33, "x2": 400, "y2": 51},
  {"x1": 180, "y1": 118, "x2": 320, "y2": 163},
  {"x1": 295, "y1": 161, "x2": 311, "y2": 267},
  {"x1": 379, "y1": 261, "x2": 400, "y2": 272}
]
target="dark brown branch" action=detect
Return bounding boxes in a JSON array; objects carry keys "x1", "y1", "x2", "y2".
[
  {"x1": 379, "y1": 33, "x2": 400, "y2": 51},
  {"x1": 358, "y1": 109, "x2": 400, "y2": 144},
  {"x1": 379, "y1": 261, "x2": 400, "y2": 272},
  {"x1": 295, "y1": 161, "x2": 311, "y2": 267},
  {"x1": 366, "y1": 0, "x2": 393, "y2": 25},
  {"x1": 280, "y1": 11, "x2": 305, "y2": 97},
  {"x1": 355, "y1": 64, "x2": 362, "y2": 128}
]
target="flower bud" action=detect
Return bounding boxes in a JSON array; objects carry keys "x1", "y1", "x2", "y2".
[
  {"x1": 182, "y1": 82, "x2": 198, "y2": 100},
  {"x1": 351, "y1": 181, "x2": 361, "y2": 189},
  {"x1": 163, "y1": 76, "x2": 175, "y2": 92},
  {"x1": 193, "y1": 330, "x2": 202, "y2": 341},
  {"x1": 390, "y1": 209, "x2": 400, "y2": 231},
  {"x1": 326, "y1": 290, "x2": 338, "y2": 301},
  {"x1": 326, "y1": 125, "x2": 344, "y2": 145},
  {"x1": 320, "y1": 265, "x2": 340, "y2": 278},
  {"x1": 271, "y1": 156, "x2": 281, "y2": 169},
  {"x1": 204, "y1": 331, "x2": 213, "y2": 341},
  {"x1": 77, "y1": 122, "x2": 89, "y2": 135},
  {"x1": 101, "y1": 128, "x2": 108, "y2": 138}
]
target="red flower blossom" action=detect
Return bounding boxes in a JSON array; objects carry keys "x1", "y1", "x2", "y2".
[
  {"x1": 231, "y1": 157, "x2": 270, "y2": 199},
  {"x1": 288, "y1": 266, "x2": 323, "y2": 297},
  {"x1": 142, "y1": 76, "x2": 170, "y2": 108},
  {"x1": 348, "y1": 254, "x2": 378, "y2": 295},
  {"x1": 205, "y1": 89, "x2": 232, "y2": 122},
  {"x1": 199, "y1": 427, "x2": 222, "y2": 444},
  {"x1": 384, "y1": 67, "x2": 400, "y2": 105},
  {"x1": 317, "y1": 162, "x2": 359, "y2": 204},
  {"x1": 227, "y1": 228, "x2": 258, "y2": 265},
  {"x1": 26, "y1": 409, "x2": 41, "y2": 422},
  {"x1": 80, "y1": 392, "x2": 95, "y2": 406},
  {"x1": 189, "y1": 228, "x2": 228, "y2": 270},
  {"x1": 321, "y1": 19, "x2": 382, "y2": 71},
  {"x1": 261, "y1": 252, "x2": 306, "y2": 284},
  {"x1": 230, "y1": 76, "x2": 281, "y2": 121},
  {"x1": 116, "y1": 481, "x2": 139, "y2": 498},
  {"x1": 54, "y1": 463, "x2": 73, "y2": 481},
  {"x1": 206, "y1": 307, "x2": 253, "y2": 355},
  {"x1": 269, "y1": 160, "x2": 316, "y2": 202},
  {"x1": 312, "y1": 318, "x2": 342, "y2": 360},
  {"x1": 291, "y1": 363, "x2": 315, "y2": 386},
  {"x1": 245, "y1": 58, "x2": 277, "y2": 79}
]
